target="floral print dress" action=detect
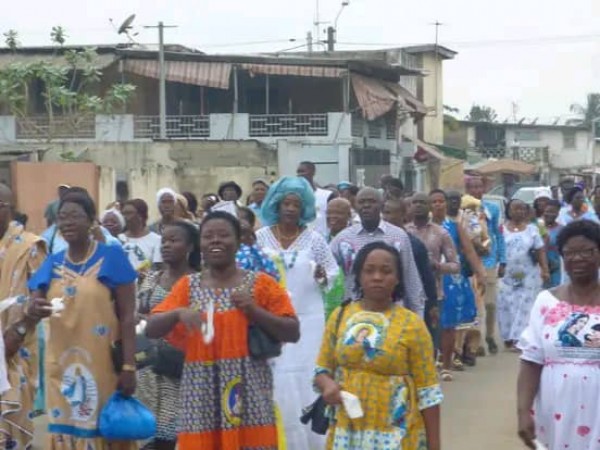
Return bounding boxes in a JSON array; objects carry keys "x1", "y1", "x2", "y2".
[
  {"x1": 315, "y1": 302, "x2": 442, "y2": 449},
  {"x1": 519, "y1": 291, "x2": 600, "y2": 449},
  {"x1": 497, "y1": 224, "x2": 544, "y2": 342}
]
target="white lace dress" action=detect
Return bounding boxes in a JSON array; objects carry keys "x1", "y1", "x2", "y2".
[
  {"x1": 256, "y1": 227, "x2": 339, "y2": 450},
  {"x1": 497, "y1": 224, "x2": 544, "y2": 341},
  {"x1": 519, "y1": 290, "x2": 600, "y2": 449}
]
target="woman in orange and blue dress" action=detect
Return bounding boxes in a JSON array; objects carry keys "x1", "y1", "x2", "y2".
[
  {"x1": 315, "y1": 242, "x2": 442, "y2": 449},
  {"x1": 146, "y1": 211, "x2": 300, "y2": 450}
]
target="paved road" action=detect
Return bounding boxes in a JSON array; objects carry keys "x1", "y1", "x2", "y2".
[{"x1": 33, "y1": 350, "x2": 523, "y2": 449}]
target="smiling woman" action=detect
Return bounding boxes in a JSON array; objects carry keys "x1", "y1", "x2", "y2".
[{"x1": 145, "y1": 211, "x2": 299, "y2": 450}]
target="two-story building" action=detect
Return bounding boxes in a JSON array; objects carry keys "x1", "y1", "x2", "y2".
[{"x1": 445, "y1": 119, "x2": 600, "y2": 185}]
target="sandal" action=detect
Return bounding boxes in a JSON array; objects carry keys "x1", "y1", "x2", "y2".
[
  {"x1": 440, "y1": 369, "x2": 453, "y2": 381},
  {"x1": 452, "y1": 357, "x2": 465, "y2": 371}
]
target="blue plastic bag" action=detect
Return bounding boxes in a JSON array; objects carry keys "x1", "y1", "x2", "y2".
[{"x1": 99, "y1": 392, "x2": 156, "y2": 440}]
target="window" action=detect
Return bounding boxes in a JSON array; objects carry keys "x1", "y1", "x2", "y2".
[
  {"x1": 563, "y1": 130, "x2": 576, "y2": 149},
  {"x1": 514, "y1": 129, "x2": 540, "y2": 142}
]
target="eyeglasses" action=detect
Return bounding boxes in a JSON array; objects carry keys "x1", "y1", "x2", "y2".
[{"x1": 562, "y1": 248, "x2": 598, "y2": 261}]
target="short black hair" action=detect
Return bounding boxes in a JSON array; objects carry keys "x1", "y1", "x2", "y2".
[
  {"x1": 546, "y1": 199, "x2": 561, "y2": 209},
  {"x1": 557, "y1": 219, "x2": 600, "y2": 256},
  {"x1": 59, "y1": 192, "x2": 96, "y2": 221},
  {"x1": 565, "y1": 186, "x2": 583, "y2": 205},
  {"x1": 200, "y1": 211, "x2": 242, "y2": 244},
  {"x1": 387, "y1": 177, "x2": 404, "y2": 191},
  {"x1": 348, "y1": 185, "x2": 360, "y2": 196},
  {"x1": 238, "y1": 206, "x2": 256, "y2": 228},
  {"x1": 165, "y1": 220, "x2": 202, "y2": 271},
  {"x1": 182, "y1": 192, "x2": 198, "y2": 214},
  {"x1": 299, "y1": 161, "x2": 316, "y2": 172},
  {"x1": 14, "y1": 212, "x2": 27, "y2": 227},
  {"x1": 352, "y1": 241, "x2": 404, "y2": 301},
  {"x1": 429, "y1": 188, "x2": 447, "y2": 199}
]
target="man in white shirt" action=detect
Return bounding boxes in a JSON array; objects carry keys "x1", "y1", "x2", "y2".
[{"x1": 296, "y1": 161, "x2": 334, "y2": 236}]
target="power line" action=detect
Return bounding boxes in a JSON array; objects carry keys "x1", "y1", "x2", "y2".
[{"x1": 336, "y1": 32, "x2": 600, "y2": 49}]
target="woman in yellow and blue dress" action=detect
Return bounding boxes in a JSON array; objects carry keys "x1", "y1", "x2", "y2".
[{"x1": 314, "y1": 242, "x2": 442, "y2": 450}]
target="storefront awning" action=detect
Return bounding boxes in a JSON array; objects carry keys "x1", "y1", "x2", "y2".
[
  {"x1": 240, "y1": 63, "x2": 345, "y2": 78},
  {"x1": 351, "y1": 73, "x2": 428, "y2": 121},
  {"x1": 123, "y1": 60, "x2": 232, "y2": 89}
]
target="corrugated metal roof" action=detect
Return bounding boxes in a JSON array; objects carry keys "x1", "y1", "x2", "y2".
[
  {"x1": 0, "y1": 53, "x2": 116, "y2": 70},
  {"x1": 240, "y1": 63, "x2": 345, "y2": 78}
]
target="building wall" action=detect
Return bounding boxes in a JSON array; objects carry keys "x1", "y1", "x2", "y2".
[
  {"x1": 504, "y1": 127, "x2": 592, "y2": 169},
  {"x1": 421, "y1": 53, "x2": 445, "y2": 145}
]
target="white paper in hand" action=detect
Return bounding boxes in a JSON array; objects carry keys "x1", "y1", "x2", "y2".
[
  {"x1": 533, "y1": 440, "x2": 548, "y2": 450},
  {"x1": 50, "y1": 297, "x2": 65, "y2": 315},
  {"x1": 340, "y1": 391, "x2": 363, "y2": 419}
]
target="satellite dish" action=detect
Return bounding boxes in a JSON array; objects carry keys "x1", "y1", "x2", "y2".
[{"x1": 118, "y1": 14, "x2": 136, "y2": 35}]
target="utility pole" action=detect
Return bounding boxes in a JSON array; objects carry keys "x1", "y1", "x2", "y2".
[
  {"x1": 327, "y1": 26, "x2": 336, "y2": 51},
  {"x1": 430, "y1": 20, "x2": 444, "y2": 118},
  {"x1": 144, "y1": 21, "x2": 178, "y2": 139},
  {"x1": 307, "y1": 32, "x2": 313, "y2": 53}
]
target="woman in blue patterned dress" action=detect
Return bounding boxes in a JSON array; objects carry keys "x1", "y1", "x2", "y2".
[{"x1": 543, "y1": 200, "x2": 563, "y2": 288}]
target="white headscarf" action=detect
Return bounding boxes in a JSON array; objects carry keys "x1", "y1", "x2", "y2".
[
  {"x1": 156, "y1": 188, "x2": 177, "y2": 206},
  {"x1": 100, "y1": 208, "x2": 126, "y2": 230}
]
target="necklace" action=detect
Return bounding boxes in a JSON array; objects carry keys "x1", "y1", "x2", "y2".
[
  {"x1": 275, "y1": 225, "x2": 300, "y2": 242},
  {"x1": 61, "y1": 240, "x2": 97, "y2": 298}
]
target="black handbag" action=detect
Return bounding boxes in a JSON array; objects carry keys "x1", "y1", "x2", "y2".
[
  {"x1": 248, "y1": 325, "x2": 282, "y2": 359},
  {"x1": 300, "y1": 300, "x2": 350, "y2": 435},
  {"x1": 111, "y1": 334, "x2": 157, "y2": 373},
  {"x1": 152, "y1": 339, "x2": 186, "y2": 379}
]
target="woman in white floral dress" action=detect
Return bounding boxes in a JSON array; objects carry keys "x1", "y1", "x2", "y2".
[
  {"x1": 256, "y1": 176, "x2": 339, "y2": 450},
  {"x1": 497, "y1": 199, "x2": 549, "y2": 348},
  {"x1": 518, "y1": 219, "x2": 600, "y2": 449}
]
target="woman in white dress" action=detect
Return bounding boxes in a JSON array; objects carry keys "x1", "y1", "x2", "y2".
[
  {"x1": 518, "y1": 219, "x2": 600, "y2": 449},
  {"x1": 257, "y1": 176, "x2": 339, "y2": 450},
  {"x1": 497, "y1": 199, "x2": 549, "y2": 349}
]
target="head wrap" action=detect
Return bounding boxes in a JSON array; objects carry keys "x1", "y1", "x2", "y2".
[
  {"x1": 156, "y1": 188, "x2": 177, "y2": 207},
  {"x1": 337, "y1": 181, "x2": 352, "y2": 191},
  {"x1": 100, "y1": 208, "x2": 125, "y2": 230},
  {"x1": 260, "y1": 176, "x2": 316, "y2": 226},
  {"x1": 252, "y1": 178, "x2": 269, "y2": 188}
]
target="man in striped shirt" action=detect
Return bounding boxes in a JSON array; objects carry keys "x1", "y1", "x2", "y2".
[{"x1": 329, "y1": 187, "x2": 427, "y2": 317}]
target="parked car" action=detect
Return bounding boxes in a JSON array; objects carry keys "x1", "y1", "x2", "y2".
[{"x1": 512, "y1": 186, "x2": 552, "y2": 205}]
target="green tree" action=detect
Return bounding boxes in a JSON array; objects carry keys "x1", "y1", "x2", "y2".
[
  {"x1": 3, "y1": 30, "x2": 19, "y2": 51},
  {"x1": 0, "y1": 26, "x2": 135, "y2": 151},
  {"x1": 570, "y1": 93, "x2": 600, "y2": 128},
  {"x1": 465, "y1": 104, "x2": 498, "y2": 123},
  {"x1": 443, "y1": 105, "x2": 460, "y2": 131}
]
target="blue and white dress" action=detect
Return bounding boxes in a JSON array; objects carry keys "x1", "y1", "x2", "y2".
[{"x1": 441, "y1": 218, "x2": 477, "y2": 330}]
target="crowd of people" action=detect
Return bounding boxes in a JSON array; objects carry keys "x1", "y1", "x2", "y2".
[{"x1": 0, "y1": 161, "x2": 598, "y2": 449}]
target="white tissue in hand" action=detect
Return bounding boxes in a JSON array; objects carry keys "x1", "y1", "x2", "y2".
[
  {"x1": 136, "y1": 320, "x2": 147, "y2": 334},
  {"x1": 50, "y1": 297, "x2": 65, "y2": 314},
  {"x1": 533, "y1": 440, "x2": 548, "y2": 450},
  {"x1": 340, "y1": 391, "x2": 363, "y2": 419}
]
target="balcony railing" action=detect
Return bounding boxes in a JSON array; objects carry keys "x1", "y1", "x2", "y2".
[
  {"x1": 134, "y1": 115, "x2": 210, "y2": 139},
  {"x1": 15, "y1": 116, "x2": 95, "y2": 140},
  {"x1": 248, "y1": 114, "x2": 328, "y2": 137},
  {"x1": 469, "y1": 146, "x2": 549, "y2": 164}
]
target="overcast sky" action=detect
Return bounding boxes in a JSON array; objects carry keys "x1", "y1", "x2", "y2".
[{"x1": 3, "y1": 0, "x2": 599, "y2": 121}]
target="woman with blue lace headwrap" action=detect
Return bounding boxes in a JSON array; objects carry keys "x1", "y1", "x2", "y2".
[{"x1": 256, "y1": 176, "x2": 339, "y2": 450}]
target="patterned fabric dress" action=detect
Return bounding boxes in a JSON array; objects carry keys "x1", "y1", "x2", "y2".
[
  {"x1": 315, "y1": 302, "x2": 443, "y2": 449},
  {"x1": 236, "y1": 244, "x2": 281, "y2": 282},
  {"x1": 519, "y1": 291, "x2": 600, "y2": 448},
  {"x1": 28, "y1": 243, "x2": 137, "y2": 450},
  {"x1": 441, "y1": 218, "x2": 477, "y2": 330},
  {"x1": 497, "y1": 224, "x2": 544, "y2": 342},
  {"x1": 545, "y1": 223, "x2": 563, "y2": 288},
  {"x1": 136, "y1": 271, "x2": 181, "y2": 444},
  {"x1": 152, "y1": 271, "x2": 296, "y2": 450},
  {"x1": 256, "y1": 227, "x2": 339, "y2": 450}
]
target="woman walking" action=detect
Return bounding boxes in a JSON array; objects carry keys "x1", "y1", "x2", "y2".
[
  {"x1": 120, "y1": 199, "x2": 162, "y2": 273},
  {"x1": 518, "y1": 220, "x2": 600, "y2": 449},
  {"x1": 150, "y1": 188, "x2": 178, "y2": 235},
  {"x1": 27, "y1": 191, "x2": 138, "y2": 449},
  {"x1": 146, "y1": 211, "x2": 299, "y2": 450},
  {"x1": 498, "y1": 199, "x2": 549, "y2": 349},
  {"x1": 543, "y1": 199, "x2": 564, "y2": 288},
  {"x1": 137, "y1": 221, "x2": 201, "y2": 450},
  {"x1": 315, "y1": 242, "x2": 442, "y2": 449},
  {"x1": 256, "y1": 176, "x2": 339, "y2": 450}
]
